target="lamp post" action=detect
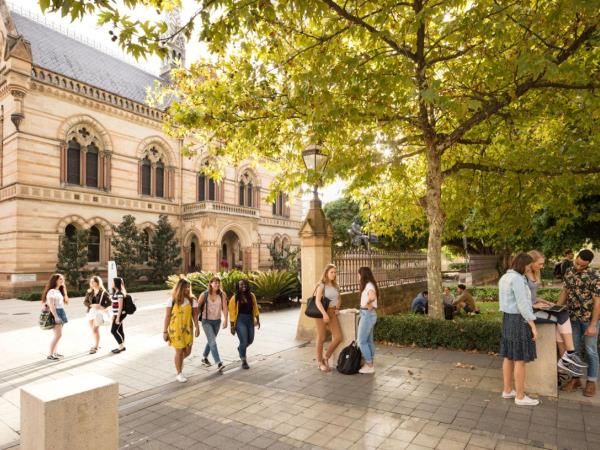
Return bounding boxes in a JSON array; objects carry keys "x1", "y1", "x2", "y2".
[{"x1": 301, "y1": 143, "x2": 329, "y2": 203}]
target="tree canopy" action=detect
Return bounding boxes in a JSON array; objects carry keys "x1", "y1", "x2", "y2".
[{"x1": 41, "y1": 0, "x2": 600, "y2": 318}]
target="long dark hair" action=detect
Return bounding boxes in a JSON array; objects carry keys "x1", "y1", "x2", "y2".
[
  {"x1": 41, "y1": 273, "x2": 65, "y2": 303},
  {"x1": 510, "y1": 253, "x2": 533, "y2": 275},
  {"x1": 235, "y1": 278, "x2": 252, "y2": 303},
  {"x1": 358, "y1": 267, "x2": 380, "y2": 300},
  {"x1": 113, "y1": 277, "x2": 127, "y2": 295}
]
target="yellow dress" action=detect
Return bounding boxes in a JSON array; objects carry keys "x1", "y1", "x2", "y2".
[{"x1": 167, "y1": 301, "x2": 194, "y2": 349}]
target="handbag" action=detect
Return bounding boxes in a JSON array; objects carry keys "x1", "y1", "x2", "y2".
[
  {"x1": 39, "y1": 306, "x2": 55, "y2": 330},
  {"x1": 304, "y1": 284, "x2": 331, "y2": 318},
  {"x1": 337, "y1": 316, "x2": 362, "y2": 375},
  {"x1": 94, "y1": 310, "x2": 106, "y2": 327}
]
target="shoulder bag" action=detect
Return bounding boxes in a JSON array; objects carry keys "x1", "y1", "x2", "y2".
[
  {"x1": 39, "y1": 305, "x2": 55, "y2": 330},
  {"x1": 305, "y1": 284, "x2": 331, "y2": 318}
]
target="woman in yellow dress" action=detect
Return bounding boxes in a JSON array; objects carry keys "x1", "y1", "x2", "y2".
[{"x1": 163, "y1": 278, "x2": 200, "y2": 382}]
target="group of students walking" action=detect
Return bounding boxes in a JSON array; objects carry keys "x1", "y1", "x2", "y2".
[
  {"x1": 41, "y1": 274, "x2": 129, "y2": 360},
  {"x1": 500, "y1": 249, "x2": 599, "y2": 405}
]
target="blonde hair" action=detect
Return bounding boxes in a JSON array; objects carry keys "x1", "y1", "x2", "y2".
[
  {"x1": 527, "y1": 250, "x2": 545, "y2": 282},
  {"x1": 319, "y1": 264, "x2": 339, "y2": 290},
  {"x1": 88, "y1": 275, "x2": 107, "y2": 294},
  {"x1": 172, "y1": 278, "x2": 195, "y2": 306}
]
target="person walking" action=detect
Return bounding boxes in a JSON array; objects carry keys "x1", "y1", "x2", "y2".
[
  {"x1": 313, "y1": 264, "x2": 343, "y2": 372},
  {"x1": 499, "y1": 253, "x2": 539, "y2": 406},
  {"x1": 229, "y1": 279, "x2": 260, "y2": 369},
  {"x1": 42, "y1": 274, "x2": 69, "y2": 360},
  {"x1": 357, "y1": 267, "x2": 379, "y2": 374},
  {"x1": 526, "y1": 250, "x2": 586, "y2": 376},
  {"x1": 163, "y1": 278, "x2": 200, "y2": 382},
  {"x1": 558, "y1": 249, "x2": 600, "y2": 397},
  {"x1": 84, "y1": 276, "x2": 111, "y2": 354},
  {"x1": 110, "y1": 277, "x2": 127, "y2": 354},
  {"x1": 199, "y1": 276, "x2": 228, "y2": 372}
]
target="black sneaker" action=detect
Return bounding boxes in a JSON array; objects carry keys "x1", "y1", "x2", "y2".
[
  {"x1": 242, "y1": 360, "x2": 250, "y2": 370},
  {"x1": 558, "y1": 358, "x2": 584, "y2": 377},
  {"x1": 217, "y1": 362, "x2": 225, "y2": 373},
  {"x1": 201, "y1": 357, "x2": 211, "y2": 367},
  {"x1": 562, "y1": 352, "x2": 587, "y2": 368},
  {"x1": 47, "y1": 355, "x2": 59, "y2": 361}
]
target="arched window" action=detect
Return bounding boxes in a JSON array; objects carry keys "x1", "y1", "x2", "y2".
[
  {"x1": 62, "y1": 125, "x2": 109, "y2": 189},
  {"x1": 197, "y1": 161, "x2": 220, "y2": 202},
  {"x1": 272, "y1": 192, "x2": 289, "y2": 217},
  {"x1": 198, "y1": 174, "x2": 206, "y2": 200},
  {"x1": 155, "y1": 160, "x2": 165, "y2": 198},
  {"x1": 141, "y1": 157, "x2": 152, "y2": 196},
  {"x1": 85, "y1": 142, "x2": 99, "y2": 188},
  {"x1": 190, "y1": 240, "x2": 196, "y2": 268},
  {"x1": 67, "y1": 139, "x2": 81, "y2": 185},
  {"x1": 65, "y1": 224, "x2": 77, "y2": 240},
  {"x1": 208, "y1": 179, "x2": 216, "y2": 201},
  {"x1": 238, "y1": 171, "x2": 257, "y2": 207},
  {"x1": 87, "y1": 226, "x2": 100, "y2": 263}
]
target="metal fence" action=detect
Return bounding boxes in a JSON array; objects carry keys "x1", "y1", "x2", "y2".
[{"x1": 332, "y1": 249, "x2": 427, "y2": 293}]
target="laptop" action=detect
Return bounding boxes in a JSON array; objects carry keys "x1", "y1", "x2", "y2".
[{"x1": 545, "y1": 305, "x2": 566, "y2": 313}]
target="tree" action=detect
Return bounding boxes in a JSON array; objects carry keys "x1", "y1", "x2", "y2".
[
  {"x1": 56, "y1": 228, "x2": 90, "y2": 291},
  {"x1": 323, "y1": 197, "x2": 360, "y2": 249},
  {"x1": 267, "y1": 243, "x2": 300, "y2": 271},
  {"x1": 44, "y1": 1, "x2": 600, "y2": 318},
  {"x1": 148, "y1": 214, "x2": 182, "y2": 283},
  {"x1": 111, "y1": 215, "x2": 143, "y2": 285}
]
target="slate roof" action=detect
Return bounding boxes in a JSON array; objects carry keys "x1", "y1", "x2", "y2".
[{"x1": 11, "y1": 13, "x2": 162, "y2": 105}]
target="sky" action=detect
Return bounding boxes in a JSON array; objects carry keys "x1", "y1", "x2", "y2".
[{"x1": 15, "y1": 0, "x2": 346, "y2": 205}]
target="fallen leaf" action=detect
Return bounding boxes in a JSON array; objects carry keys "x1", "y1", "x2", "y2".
[
  {"x1": 455, "y1": 362, "x2": 476, "y2": 370},
  {"x1": 408, "y1": 369, "x2": 414, "y2": 376}
]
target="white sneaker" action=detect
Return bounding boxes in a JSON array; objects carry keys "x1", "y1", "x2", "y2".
[
  {"x1": 515, "y1": 395, "x2": 539, "y2": 406},
  {"x1": 175, "y1": 373, "x2": 187, "y2": 383},
  {"x1": 502, "y1": 390, "x2": 516, "y2": 399},
  {"x1": 359, "y1": 365, "x2": 375, "y2": 374}
]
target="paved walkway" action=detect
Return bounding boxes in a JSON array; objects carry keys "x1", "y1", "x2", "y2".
[{"x1": 3, "y1": 293, "x2": 600, "y2": 450}]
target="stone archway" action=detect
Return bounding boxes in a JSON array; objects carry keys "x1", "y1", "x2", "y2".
[{"x1": 220, "y1": 230, "x2": 243, "y2": 271}]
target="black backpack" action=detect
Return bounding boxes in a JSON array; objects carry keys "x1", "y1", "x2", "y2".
[
  {"x1": 199, "y1": 290, "x2": 209, "y2": 321},
  {"x1": 553, "y1": 262, "x2": 564, "y2": 279},
  {"x1": 337, "y1": 341, "x2": 362, "y2": 375},
  {"x1": 123, "y1": 294, "x2": 137, "y2": 315}
]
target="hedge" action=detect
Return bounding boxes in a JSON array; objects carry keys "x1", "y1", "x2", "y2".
[
  {"x1": 453, "y1": 286, "x2": 561, "y2": 302},
  {"x1": 375, "y1": 314, "x2": 502, "y2": 353},
  {"x1": 17, "y1": 283, "x2": 168, "y2": 301}
]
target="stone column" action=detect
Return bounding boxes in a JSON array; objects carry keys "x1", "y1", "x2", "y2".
[
  {"x1": 183, "y1": 246, "x2": 190, "y2": 272},
  {"x1": 201, "y1": 242, "x2": 219, "y2": 272},
  {"x1": 296, "y1": 195, "x2": 333, "y2": 341},
  {"x1": 104, "y1": 151, "x2": 112, "y2": 191},
  {"x1": 81, "y1": 147, "x2": 87, "y2": 186},
  {"x1": 151, "y1": 162, "x2": 157, "y2": 197},
  {"x1": 59, "y1": 141, "x2": 67, "y2": 184}
]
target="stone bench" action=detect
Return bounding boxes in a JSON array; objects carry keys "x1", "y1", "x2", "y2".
[
  {"x1": 21, "y1": 373, "x2": 118, "y2": 450},
  {"x1": 525, "y1": 323, "x2": 558, "y2": 397}
]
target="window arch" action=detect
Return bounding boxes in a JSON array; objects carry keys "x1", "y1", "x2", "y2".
[
  {"x1": 272, "y1": 192, "x2": 290, "y2": 217},
  {"x1": 238, "y1": 170, "x2": 258, "y2": 208},
  {"x1": 87, "y1": 225, "x2": 100, "y2": 263},
  {"x1": 138, "y1": 144, "x2": 174, "y2": 199},
  {"x1": 197, "y1": 160, "x2": 222, "y2": 202},
  {"x1": 61, "y1": 124, "x2": 110, "y2": 190}
]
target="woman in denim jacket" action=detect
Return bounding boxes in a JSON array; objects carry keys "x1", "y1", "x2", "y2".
[{"x1": 499, "y1": 253, "x2": 539, "y2": 406}]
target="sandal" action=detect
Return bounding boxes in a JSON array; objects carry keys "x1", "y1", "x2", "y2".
[
  {"x1": 89, "y1": 347, "x2": 98, "y2": 354},
  {"x1": 318, "y1": 359, "x2": 330, "y2": 372}
]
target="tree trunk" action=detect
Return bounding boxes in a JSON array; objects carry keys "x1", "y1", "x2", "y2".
[{"x1": 425, "y1": 146, "x2": 444, "y2": 320}]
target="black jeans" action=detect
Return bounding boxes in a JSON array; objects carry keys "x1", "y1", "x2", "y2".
[{"x1": 111, "y1": 314, "x2": 126, "y2": 345}]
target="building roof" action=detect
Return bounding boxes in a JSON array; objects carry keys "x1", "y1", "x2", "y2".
[{"x1": 11, "y1": 12, "x2": 162, "y2": 105}]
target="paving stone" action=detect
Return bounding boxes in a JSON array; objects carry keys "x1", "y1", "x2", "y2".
[
  {"x1": 436, "y1": 438, "x2": 467, "y2": 450},
  {"x1": 412, "y1": 432, "x2": 441, "y2": 448}
]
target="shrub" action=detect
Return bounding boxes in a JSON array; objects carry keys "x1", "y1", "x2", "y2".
[
  {"x1": 56, "y1": 228, "x2": 91, "y2": 290},
  {"x1": 148, "y1": 215, "x2": 182, "y2": 283},
  {"x1": 168, "y1": 270, "x2": 249, "y2": 298},
  {"x1": 111, "y1": 215, "x2": 144, "y2": 285},
  {"x1": 448, "y1": 262, "x2": 467, "y2": 271},
  {"x1": 375, "y1": 314, "x2": 502, "y2": 353},
  {"x1": 251, "y1": 270, "x2": 301, "y2": 304},
  {"x1": 447, "y1": 286, "x2": 561, "y2": 303}
]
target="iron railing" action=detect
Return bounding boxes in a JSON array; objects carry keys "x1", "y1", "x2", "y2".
[{"x1": 332, "y1": 249, "x2": 427, "y2": 293}]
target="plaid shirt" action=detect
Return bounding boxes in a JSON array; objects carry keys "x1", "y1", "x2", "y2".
[{"x1": 563, "y1": 266, "x2": 600, "y2": 323}]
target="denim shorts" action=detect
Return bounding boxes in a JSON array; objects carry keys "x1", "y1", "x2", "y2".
[{"x1": 55, "y1": 308, "x2": 68, "y2": 324}]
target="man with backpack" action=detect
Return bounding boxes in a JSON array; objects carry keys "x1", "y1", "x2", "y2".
[{"x1": 554, "y1": 249, "x2": 574, "y2": 280}]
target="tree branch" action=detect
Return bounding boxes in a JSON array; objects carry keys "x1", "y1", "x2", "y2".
[
  {"x1": 319, "y1": 0, "x2": 417, "y2": 61},
  {"x1": 443, "y1": 162, "x2": 600, "y2": 178}
]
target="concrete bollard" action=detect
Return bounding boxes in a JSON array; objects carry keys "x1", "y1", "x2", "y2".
[
  {"x1": 331, "y1": 309, "x2": 359, "y2": 365},
  {"x1": 525, "y1": 323, "x2": 558, "y2": 397},
  {"x1": 20, "y1": 373, "x2": 119, "y2": 450}
]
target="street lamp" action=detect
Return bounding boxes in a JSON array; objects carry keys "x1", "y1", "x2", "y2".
[{"x1": 302, "y1": 143, "x2": 329, "y2": 201}]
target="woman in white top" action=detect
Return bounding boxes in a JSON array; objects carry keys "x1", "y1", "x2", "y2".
[
  {"x1": 42, "y1": 273, "x2": 69, "y2": 360},
  {"x1": 314, "y1": 264, "x2": 343, "y2": 372},
  {"x1": 163, "y1": 278, "x2": 200, "y2": 382},
  {"x1": 357, "y1": 266, "x2": 379, "y2": 374},
  {"x1": 198, "y1": 276, "x2": 229, "y2": 372}
]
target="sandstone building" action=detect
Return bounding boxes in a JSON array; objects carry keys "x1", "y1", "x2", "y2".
[{"x1": 0, "y1": 3, "x2": 301, "y2": 298}]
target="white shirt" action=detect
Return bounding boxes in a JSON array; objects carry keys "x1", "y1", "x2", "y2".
[
  {"x1": 360, "y1": 282, "x2": 377, "y2": 308},
  {"x1": 165, "y1": 298, "x2": 198, "y2": 308},
  {"x1": 47, "y1": 289, "x2": 64, "y2": 308}
]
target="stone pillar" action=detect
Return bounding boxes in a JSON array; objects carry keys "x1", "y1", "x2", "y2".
[
  {"x1": 296, "y1": 195, "x2": 333, "y2": 341},
  {"x1": 80, "y1": 147, "x2": 87, "y2": 186},
  {"x1": 525, "y1": 324, "x2": 558, "y2": 397},
  {"x1": 104, "y1": 151, "x2": 112, "y2": 191},
  {"x1": 201, "y1": 242, "x2": 219, "y2": 272},
  {"x1": 183, "y1": 246, "x2": 190, "y2": 272},
  {"x1": 20, "y1": 373, "x2": 118, "y2": 450}
]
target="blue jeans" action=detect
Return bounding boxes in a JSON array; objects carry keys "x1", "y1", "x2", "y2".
[
  {"x1": 357, "y1": 309, "x2": 377, "y2": 364},
  {"x1": 572, "y1": 320, "x2": 599, "y2": 382},
  {"x1": 202, "y1": 319, "x2": 222, "y2": 364},
  {"x1": 236, "y1": 314, "x2": 254, "y2": 360}
]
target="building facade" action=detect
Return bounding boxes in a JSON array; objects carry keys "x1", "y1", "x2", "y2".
[{"x1": 0, "y1": 3, "x2": 301, "y2": 298}]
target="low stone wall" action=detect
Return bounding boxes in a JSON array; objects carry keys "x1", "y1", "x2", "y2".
[{"x1": 340, "y1": 281, "x2": 427, "y2": 315}]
